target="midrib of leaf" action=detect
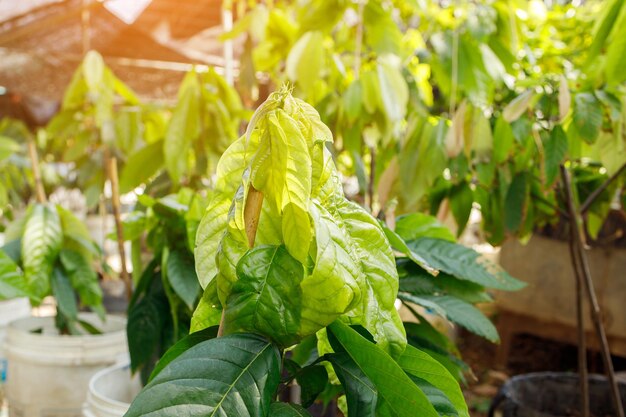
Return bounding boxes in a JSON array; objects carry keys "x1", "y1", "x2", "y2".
[{"x1": 209, "y1": 343, "x2": 272, "y2": 417}]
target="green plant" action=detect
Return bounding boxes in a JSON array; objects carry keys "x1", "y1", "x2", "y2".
[
  {"x1": 125, "y1": 88, "x2": 477, "y2": 417},
  {"x1": 0, "y1": 203, "x2": 104, "y2": 333},
  {"x1": 123, "y1": 189, "x2": 207, "y2": 382}
]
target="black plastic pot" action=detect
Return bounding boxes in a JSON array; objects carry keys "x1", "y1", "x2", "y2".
[{"x1": 489, "y1": 372, "x2": 626, "y2": 417}]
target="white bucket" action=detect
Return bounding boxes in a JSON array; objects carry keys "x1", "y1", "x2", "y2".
[
  {"x1": 0, "y1": 298, "x2": 31, "y2": 386},
  {"x1": 82, "y1": 362, "x2": 141, "y2": 417},
  {"x1": 5, "y1": 313, "x2": 128, "y2": 417}
]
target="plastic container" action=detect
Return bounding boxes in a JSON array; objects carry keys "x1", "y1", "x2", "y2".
[
  {"x1": 0, "y1": 298, "x2": 31, "y2": 385},
  {"x1": 5, "y1": 313, "x2": 127, "y2": 417},
  {"x1": 82, "y1": 362, "x2": 141, "y2": 417},
  {"x1": 489, "y1": 372, "x2": 626, "y2": 417}
]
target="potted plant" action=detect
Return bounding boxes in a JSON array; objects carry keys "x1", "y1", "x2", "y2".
[
  {"x1": 0, "y1": 200, "x2": 127, "y2": 417},
  {"x1": 118, "y1": 87, "x2": 525, "y2": 416},
  {"x1": 82, "y1": 189, "x2": 207, "y2": 417}
]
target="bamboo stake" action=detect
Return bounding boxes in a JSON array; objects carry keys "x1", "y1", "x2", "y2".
[
  {"x1": 561, "y1": 165, "x2": 625, "y2": 417},
  {"x1": 217, "y1": 185, "x2": 264, "y2": 337},
  {"x1": 106, "y1": 154, "x2": 132, "y2": 301},
  {"x1": 27, "y1": 139, "x2": 46, "y2": 204}
]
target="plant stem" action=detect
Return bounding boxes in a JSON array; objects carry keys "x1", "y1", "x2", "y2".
[
  {"x1": 27, "y1": 138, "x2": 46, "y2": 203},
  {"x1": 217, "y1": 185, "x2": 264, "y2": 337},
  {"x1": 562, "y1": 167, "x2": 589, "y2": 417},
  {"x1": 106, "y1": 153, "x2": 132, "y2": 301},
  {"x1": 580, "y1": 163, "x2": 626, "y2": 214},
  {"x1": 561, "y1": 165, "x2": 625, "y2": 417}
]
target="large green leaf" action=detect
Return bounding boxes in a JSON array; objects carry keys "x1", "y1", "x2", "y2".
[
  {"x1": 544, "y1": 126, "x2": 568, "y2": 185},
  {"x1": 120, "y1": 140, "x2": 164, "y2": 194},
  {"x1": 59, "y1": 249, "x2": 102, "y2": 308},
  {"x1": 164, "y1": 72, "x2": 201, "y2": 182},
  {"x1": 605, "y1": 7, "x2": 626, "y2": 86},
  {"x1": 166, "y1": 249, "x2": 200, "y2": 310},
  {"x1": 395, "y1": 214, "x2": 455, "y2": 242},
  {"x1": 328, "y1": 321, "x2": 438, "y2": 417},
  {"x1": 405, "y1": 238, "x2": 524, "y2": 290},
  {"x1": 286, "y1": 31, "x2": 325, "y2": 95},
  {"x1": 22, "y1": 204, "x2": 63, "y2": 302},
  {"x1": 191, "y1": 279, "x2": 223, "y2": 332},
  {"x1": 398, "y1": 293, "x2": 499, "y2": 342},
  {"x1": 448, "y1": 182, "x2": 473, "y2": 236},
  {"x1": 377, "y1": 59, "x2": 409, "y2": 122},
  {"x1": 295, "y1": 365, "x2": 328, "y2": 408},
  {"x1": 127, "y1": 294, "x2": 166, "y2": 373},
  {"x1": 493, "y1": 117, "x2": 514, "y2": 164},
  {"x1": 125, "y1": 334, "x2": 281, "y2": 417},
  {"x1": 149, "y1": 326, "x2": 219, "y2": 382},
  {"x1": 0, "y1": 136, "x2": 21, "y2": 161},
  {"x1": 397, "y1": 345, "x2": 469, "y2": 417},
  {"x1": 504, "y1": 172, "x2": 528, "y2": 233},
  {"x1": 327, "y1": 352, "x2": 377, "y2": 416},
  {"x1": 269, "y1": 403, "x2": 312, "y2": 417},
  {"x1": 224, "y1": 245, "x2": 304, "y2": 347},
  {"x1": 572, "y1": 93, "x2": 602, "y2": 144},
  {"x1": 0, "y1": 249, "x2": 28, "y2": 300},
  {"x1": 381, "y1": 223, "x2": 438, "y2": 276},
  {"x1": 51, "y1": 267, "x2": 78, "y2": 322}
]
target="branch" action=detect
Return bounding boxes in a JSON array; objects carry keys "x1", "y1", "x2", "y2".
[
  {"x1": 27, "y1": 139, "x2": 46, "y2": 204},
  {"x1": 217, "y1": 185, "x2": 264, "y2": 337},
  {"x1": 580, "y1": 163, "x2": 626, "y2": 214}
]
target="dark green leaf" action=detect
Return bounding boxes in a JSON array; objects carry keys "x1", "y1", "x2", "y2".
[
  {"x1": 327, "y1": 321, "x2": 439, "y2": 417},
  {"x1": 407, "y1": 376, "x2": 459, "y2": 417},
  {"x1": 126, "y1": 334, "x2": 281, "y2": 417},
  {"x1": 224, "y1": 245, "x2": 304, "y2": 347},
  {"x1": 127, "y1": 295, "x2": 166, "y2": 373},
  {"x1": 544, "y1": 126, "x2": 568, "y2": 185},
  {"x1": 573, "y1": 93, "x2": 602, "y2": 144},
  {"x1": 381, "y1": 223, "x2": 438, "y2": 275},
  {"x1": 51, "y1": 267, "x2": 78, "y2": 321},
  {"x1": 504, "y1": 172, "x2": 528, "y2": 233},
  {"x1": 448, "y1": 182, "x2": 473, "y2": 236},
  {"x1": 296, "y1": 365, "x2": 328, "y2": 408},
  {"x1": 149, "y1": 326, "x2": 218, "y2": 382},
  {"x1": 22, "y1": 204, "x2": 63, "y2": 302},
  {"x1": 327, "y1": 352, "x2": 377, "y2": 416},
  {"x1": 59, "y1": 249, "x2": 102, "y2": 308},
  {"x1": 405, "y1": 238, "x2": 524, "y2": 290},
  {"x1": 269, "y1": 403, "x2": 312, "y2": 417},
  {"x1": 493, "y1": 117, "x2": 514, "y2": 164},
  {"x1": 166, "y1": 249, "x2": 200, "y2": 310},
  {"x1": 0, "y1": 249, "x2": 28, "y2": 300}
]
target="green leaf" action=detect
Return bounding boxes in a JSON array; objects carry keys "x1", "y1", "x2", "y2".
[
  {"x1": 0, "y1": 136, "x2": 21, "y2": 161},
  {"x1": 381, "y1": 223, "x2": 438, "y2": 276},
  {"x1": 286, "y1": 31, "x2": 325, "y2": 95},
  {"x1": 327, "y1": 352, "x2": 377, "y2": 416},
  {"x1": 296, "y1": 365, "x2": 328, "y2": 408},
  {"x1": 448, "y1": 182, "x2": 473, "y2": 236},
  {"x1": 120, "y1": 140, "x2": 164, "y2": 194},
  {"x1": 51, "y1": 267, "x2": 77, "y2": 321},
  {"x1": 149, "y1": 326, "x2": 219, "y2": 383},
  {"x1": 405, "y1": 238, "x2": 524, "y2": 290},
  {"x1": 22, "y1": 204, "x2": 63, "y2": 302},
  {"x1": 395, "y1": 213, "x2": 455, "y2": 242},
  {"x1": 164, "y1": 72, "x2": 201, "y2": 182},
  {"x1": 224, "y1": 245, "x2": 304, "y2": 347},
  {"x1": 343, "y1": 81, "x2": 363, "y2": 122},
  {"x1": 127, "y1": 294, "x2": 166, "y2": 373},
  {"x1": 572, "y1": 93, "x2": 602, "y2": 144},
  {"x1": 166, "y1": 249, "x2": 200, "y2": 310},
  {"x1": 399, "y1": 293, "x2": 499, "y2": 342},
  {"x1": 397, "y1": 345, "x2": 468, "y2": 417},
  {"x1": 407, "y1": 376, "x2": 459, "y2": 417},
  {"x1": 125, "y1": 334, "x2": 281, "y2": 417},
  {"x1": 269, "y1": 403, "x2": 313, "y2": 417},
  {"x1": 377, "y1": 59, "x2": 409, "y2": 122},
  {"x1": 544, "y1": 126, "x2": 568, "y2": 185},
  {"x1": 606, "y1": 11, "x2": 626, "y2": 85},
  {"x1": 0, "y1": 249, "x2": 29, "y2": 300},
  {"x1": 59, "y1": 249, "x2": 102, "y2": 308},
  {"x1": 191, "y1": 279, "x2": 223, "y2": 332},
  {"x1": 493, "y1": 117, "x2": 514, "y2": 164},
  {"x1": 504, "y1": 172, "x2": 529, "y2": 233},
  {"x1": 328, "y1": 321, "x2": 439, "y2": 417}
]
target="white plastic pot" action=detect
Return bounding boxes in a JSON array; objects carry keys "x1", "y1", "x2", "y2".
[
  {"x1": 0, "y1": 298, "x2": 31, "y2": 386},
  {"x1": 5, "y1": 313, "x2": 127, "y2": 417},
  {"x1": 83, "y1": 362, "x2": 141, "y2": 417}
]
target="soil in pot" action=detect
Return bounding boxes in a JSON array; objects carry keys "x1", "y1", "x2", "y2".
[{"x1": 5, "y1": 313, "x2": 127, "y2": 417}]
